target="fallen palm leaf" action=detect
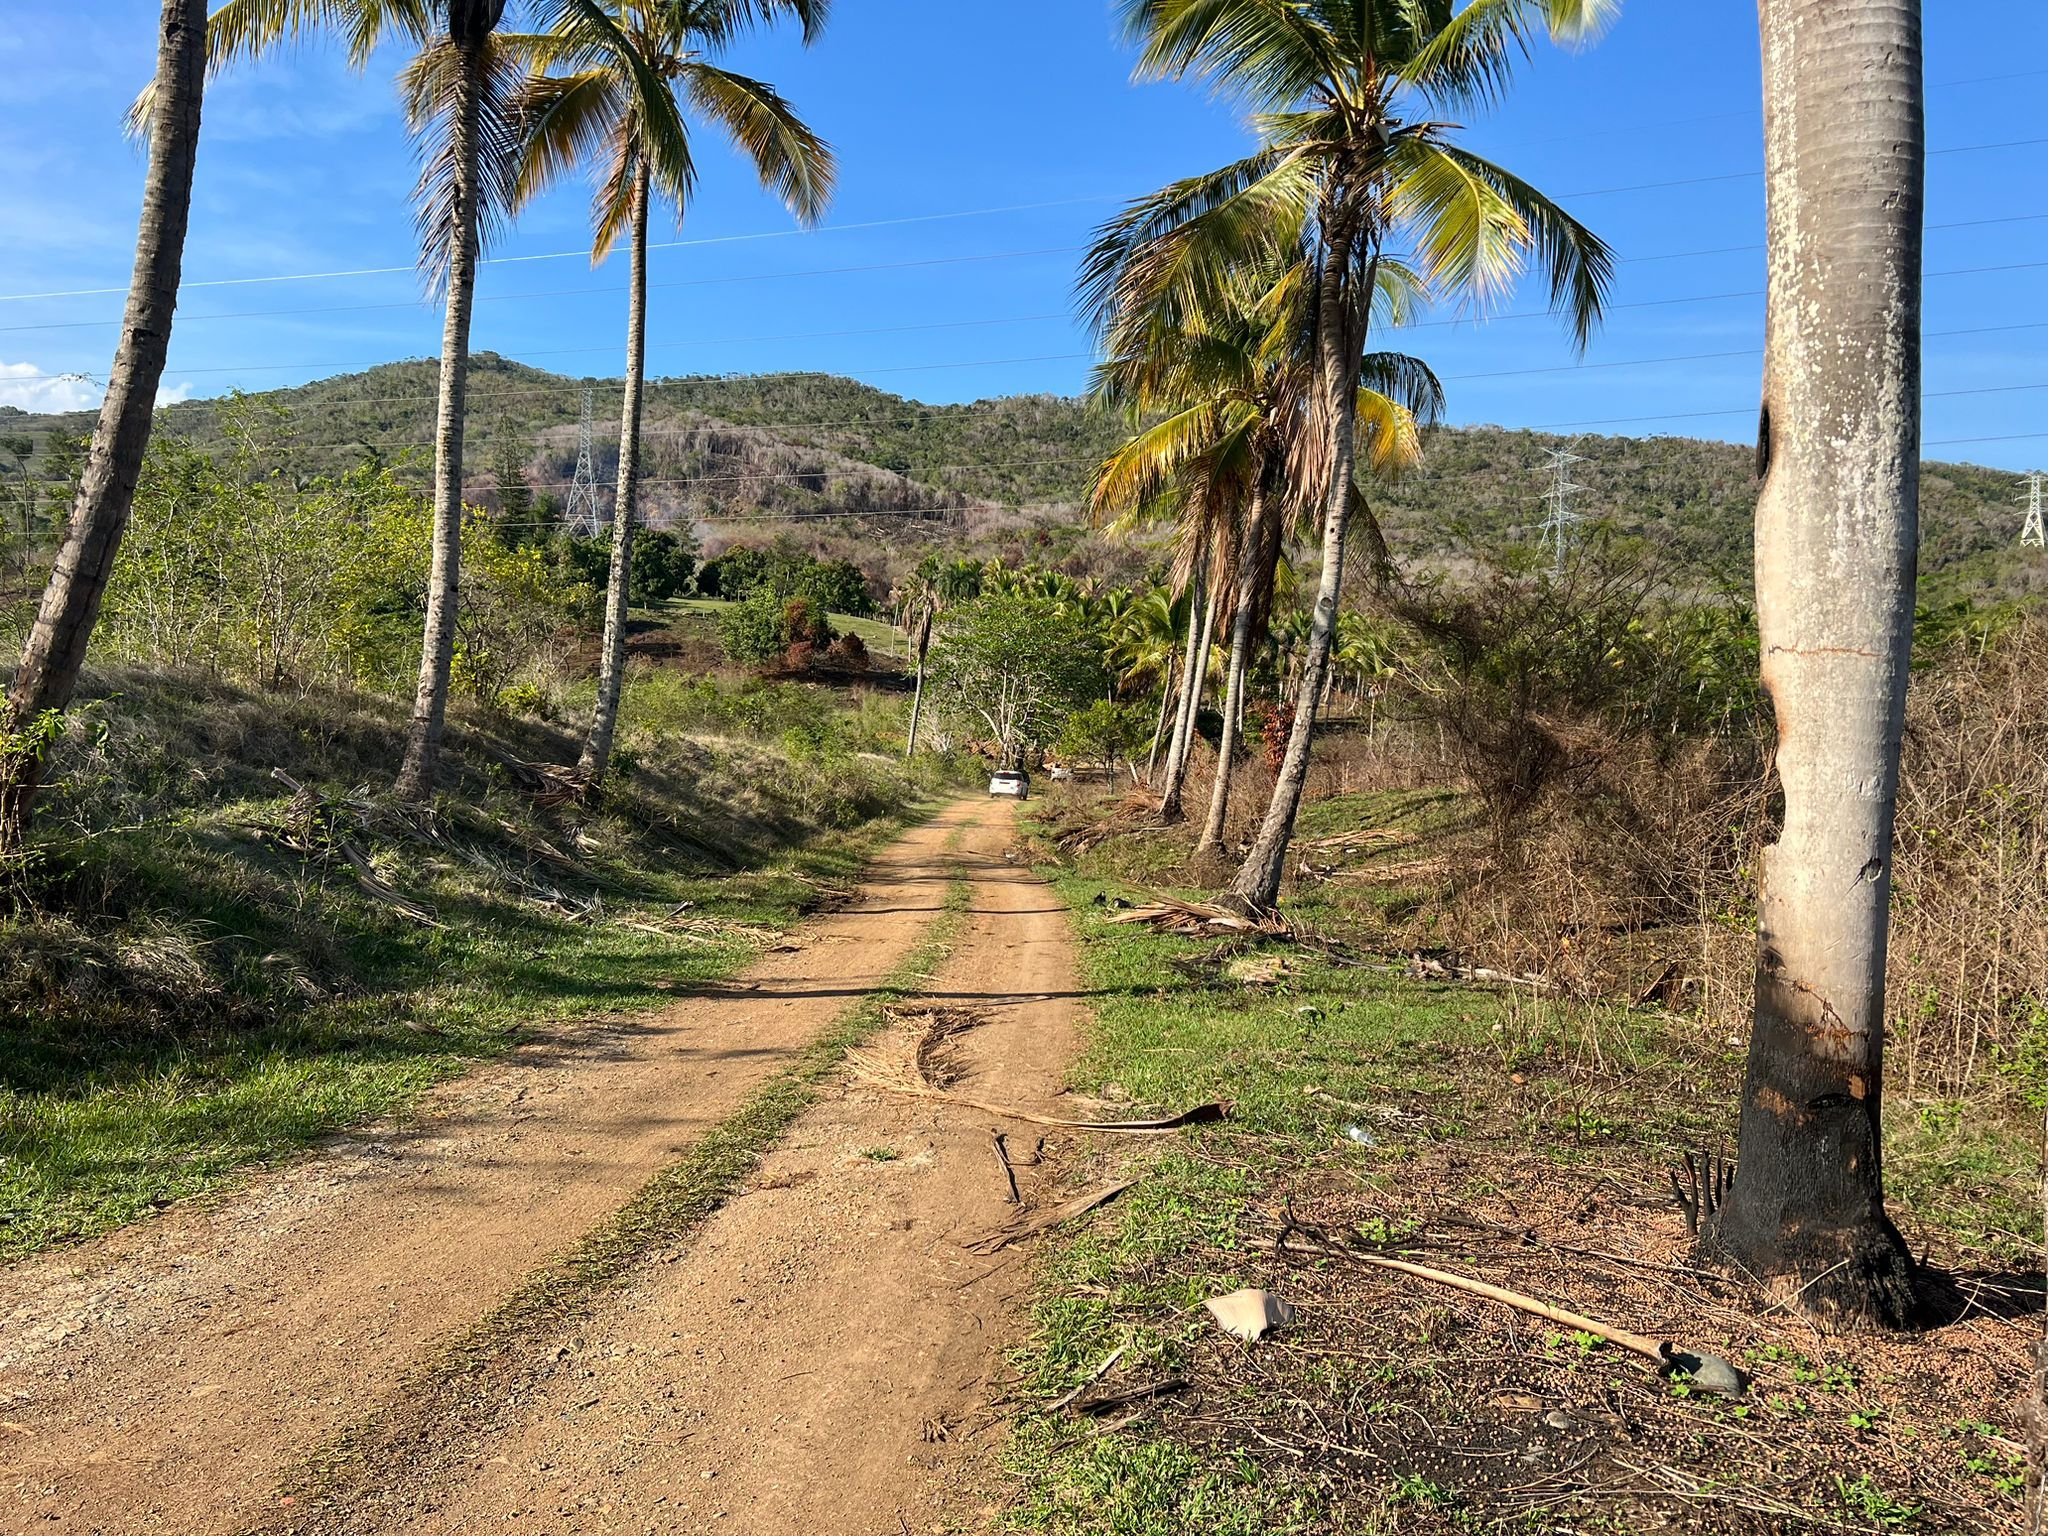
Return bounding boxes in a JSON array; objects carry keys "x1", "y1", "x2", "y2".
[
  {"x1": 1104, "y1": 895, "x2": 1292, "y2": 938},
  {"x1": 850, "y1": 1009, "x2": 1230, "y2": 1132},
  {"x1": 966, "y1": 1179, "x2": 1136, "y2": 1254}
]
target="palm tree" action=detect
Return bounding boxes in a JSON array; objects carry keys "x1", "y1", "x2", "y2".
[
  {"x1": 1089, "y1": 227, "x2": 1438, "y2": 853},
  {"x1": 0, "y1": 0, "x2": 206, "y2": 858},
  {"x1": 1104, "y1": 587, "x2": 1185, "y2": 780},
  {"x1": 896, "y1": 554, "x2": 981, "y2": 756},
  {"x1": 514, "y1": 0, "x2": 833, "y2": 789},
  {"x1": 201, "y1": 0, "x2": 534, "y2": 800},
  {"x1": 1103, "y1": 0, "x2": 1616, "y2": 908},
  {"x1": 1707, "y1": 0, "x2": 1924, "y2": 1328}
]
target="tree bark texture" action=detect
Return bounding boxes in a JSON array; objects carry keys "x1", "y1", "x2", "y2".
[
  {"x1": 1157, "y1": 568, "x2": 1207, "y2": 820},
  {"x1": 1227, "y1": 196, "x2": 1365, "y2": 910},
  {"x1": 1197, "y1": 479, "x2": 1270, "y2": 856},
  {"x1": 396, "y1": 35, "x2": 486, "y2": 803},
  {"x1": 1710, "y1": 0, "x2": 1924, "y2": 1328},
  {"x1": 579, "y1": 162, "x2": 651, "y2": 785},
  {"x1": 0, "y1": 0, "x2": 205, "y2": 856}
]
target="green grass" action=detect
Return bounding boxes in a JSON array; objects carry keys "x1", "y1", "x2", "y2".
[
  {"x1": 0, "y1": 666, "x2": 963, "y2": 1262},
  {"x1": 1003, "y1": 796, "x2": 2043, "y2": 1533},
  {"x1": 663, "y1": 595, "x2": 910, "y2": 659}
]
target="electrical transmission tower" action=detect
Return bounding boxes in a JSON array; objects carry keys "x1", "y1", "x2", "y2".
[
  {"x1": 2019, "y1": 470, "x2": 2045, "y2": 549},
  {"x1": 1537, "y1": 445, "x2": 1589, "y2": 577},
  {"x1": 563, "y1": 387, "x2": 603, "y2": 536}
]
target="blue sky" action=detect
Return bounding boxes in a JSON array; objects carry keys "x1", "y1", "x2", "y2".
[{"x1": 1, "y1": 2, "x2": 2044, "y2": 472}]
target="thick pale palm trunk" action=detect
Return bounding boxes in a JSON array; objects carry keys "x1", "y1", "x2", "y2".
[
  {"x1": 0, "y1": 0, "x2": 204, "y2": 857},
  {"x1": 1197, "y1": 481, "x2": 1269, "y2": 857},
  {"x1": 1158, "y1": 568, "x2": 1215, "y2": 821},
  {"x1": 1708, "y1": 0, "x2": 1923, "y2": 1328},
  {"x1": 578, "y1": 164, "x2": 651, "y2": 786},
  {"x1": 1227, "y1": 208, "x2": 1366, "y2": 910},
  {"x1": 396, "y1": 39, "x2": 485, "y2": 803}
]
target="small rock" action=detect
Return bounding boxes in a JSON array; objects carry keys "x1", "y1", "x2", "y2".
[{"x1": 1542, "y1": 1409, "x2": 1574, "y2": 1432}]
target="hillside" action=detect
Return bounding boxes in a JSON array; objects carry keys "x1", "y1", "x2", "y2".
[{"x1": 2, "y1": 358, "x2": 2037, "y2": 598}]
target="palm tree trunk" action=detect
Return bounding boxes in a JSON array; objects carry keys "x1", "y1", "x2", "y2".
[
  {"x1": 0, "y1": 0, "x2": 204, "y2": 857},
  {"x1": 1156, "y1": 571, "x2": 1205, "y2": 818},
  {"x1": 578, "y1": 162, "x2": 651, "y2": 786},
  {"x1": 904, "y1": 612, "x2": 932, "y2": 757},
  {"x1": 395, "y1": 37, "x2": 486, "y2": 803},
  {"x1": 1159, "y1": 568, "x2": 1216, "y2": 822},
  {"x1": 1706, "y1": 0, "x2": 1923, "y2": 1328},
  {"x1": 1145, "y1": 654, "x2": 1176, "y2": 782},
  {"x1": 1197, "y1": 481, "x2": 1269, "y2": 857},
  {"x1": 1227, "y1": 205, "x2": 1369, "y2": 910}
]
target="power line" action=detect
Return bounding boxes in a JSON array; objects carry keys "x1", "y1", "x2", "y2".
[
  {"x1": 2, "y1": 208, "x2": 2039, "y2": 343},
  {"x1": 7, "y1": 253, "x2": 2046, "y2": 393},
  {"x1": 1, "y1": 120, "x2": 2038, "y2": 316},
  {"x1": 0, "y1": 195, "x2": 1124, "y2": 306}
]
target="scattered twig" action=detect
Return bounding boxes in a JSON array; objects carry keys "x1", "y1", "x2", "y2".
[
  {"x1": 1045, "y1": 1344, "x2": 1127, "y2": 1413},
  {"x1": 991, "y1": 1130, "x2": 1020, "y2": 1204}
]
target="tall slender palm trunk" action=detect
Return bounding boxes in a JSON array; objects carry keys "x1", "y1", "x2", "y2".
[
  {"x1": 1227, "y1": 204, "x2": 1368, "y2": 910},
  {"x1": 0, "y1": 0, "x2": 204, "y2": 857},
  {"x1": 1197, "y1": 480, "x2": 1269, "y2": 856},
  {"x1": 579, "y1": 163, "x2": 652, "y2": 786},
  {"x1": 904, "y1": 612, "x2": 933, "y2": 757},
  {"x1": 1158, "y1": 566, "x2": 1215, "y2": 821},
  {"x1": 396, "y1": 37, "x2": 487, "y2": 804},
  {"x1": 1144, "y1": 654, "x2": 1177, "y2": 782},
  {"x1": 1706, "y1": 0, "x2": 1923, "y2": 1328}
]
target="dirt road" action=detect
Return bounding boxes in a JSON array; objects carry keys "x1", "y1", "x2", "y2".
[{"x1": 0, "y1": 800, "x2": 1086, "y2": 1535}]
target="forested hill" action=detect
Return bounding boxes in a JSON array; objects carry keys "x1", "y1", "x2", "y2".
[{"x1": 0, "y1": 355, "x2": 2035, "y2": 597}]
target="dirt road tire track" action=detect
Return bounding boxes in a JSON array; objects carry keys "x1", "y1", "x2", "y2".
[{"x1": 2, "y1": 801, "x2": 1003, "y2": 1535}]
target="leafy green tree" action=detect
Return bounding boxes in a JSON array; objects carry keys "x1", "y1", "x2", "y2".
[
  {"x1": 893, "y1": 554, "x2": 982, "y2": 757},
  {"x1": 490, "y1": 433, "x2": 537, "y2": 542},
  {"x1": 513, "y1": 0, "x2": 833, "y2": 788},
  {"x1": 1089, "y1": 216, "x2": 1439, "y2": 838},
  {"x1": 197, "y1": 0, "x2": 540, "y2": 799},
  {"x1": 1101, "y1": 0, "x2": 1616, "y2": 909},
  {"x1": 927, "y1": 593, "x2": 1106, "y2": 769},
  {"x1": 795, "y1": 556, "x2": 871, "y2": 616},
  {"x1": 629, "y1": 526, "x2": 696, "y2": 603},
  {"x1": 1060, "y1": 698, "x2": 1150, "y2": 784}
]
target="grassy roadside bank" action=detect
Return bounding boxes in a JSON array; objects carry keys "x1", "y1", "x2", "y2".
[
  {"x1": 0, "y1": 667, "x2": 967, "y2": 1262},
  {"x1": 1003, "y1": 791, "x2": 2034, "y2": 1536}
]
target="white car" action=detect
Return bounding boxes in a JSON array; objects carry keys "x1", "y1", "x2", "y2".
[{"x1": 988, "y1": 770, "x2": 1030, "y2": 800}]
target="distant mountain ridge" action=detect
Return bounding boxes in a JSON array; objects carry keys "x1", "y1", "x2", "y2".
[{"x1": 3, "y1": 355, "x2": 2036, "y2": 598}]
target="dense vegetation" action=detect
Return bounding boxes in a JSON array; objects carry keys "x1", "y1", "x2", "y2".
[{"x1": 4, "y1": 362, "x2": 2037, "y2": 607}]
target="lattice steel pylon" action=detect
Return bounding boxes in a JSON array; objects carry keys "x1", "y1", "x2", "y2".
[
  {"x1": 2019, "y1": 469, "x2": 2045, "y2": 549},
  {"x1": 563, "y1": 387, "x2": 603, "y2": 536},
  {"x1": 1537, "y1": 445, "x2": 1589, "y2": 577}
]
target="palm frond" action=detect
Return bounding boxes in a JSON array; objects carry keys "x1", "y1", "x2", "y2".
[
  {"x1": 1411, "y1": 139, "x2": 1613, "y2": 349},
  {"x1": 680, "y1": 63, "x2": 836, "y2": 224},
  {"x1": 1120, "y1": 0, "x2": 1340, "y2": 110},
  {"x1": 510, "y1": 66, "x2": 626, "y2": 212},
  {"x1": 1402, "y1": 0, "x2": 1619, "y2": 110},
  {"x1": 1358, "y1": 350, "x2": 1446, "y2": 429},
  {"x1": 208, "y1": 0, "x2": 429, "y2": 71},
  {"x1": 402, "y1": 29, "x2": 525, "y2": 288}
]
